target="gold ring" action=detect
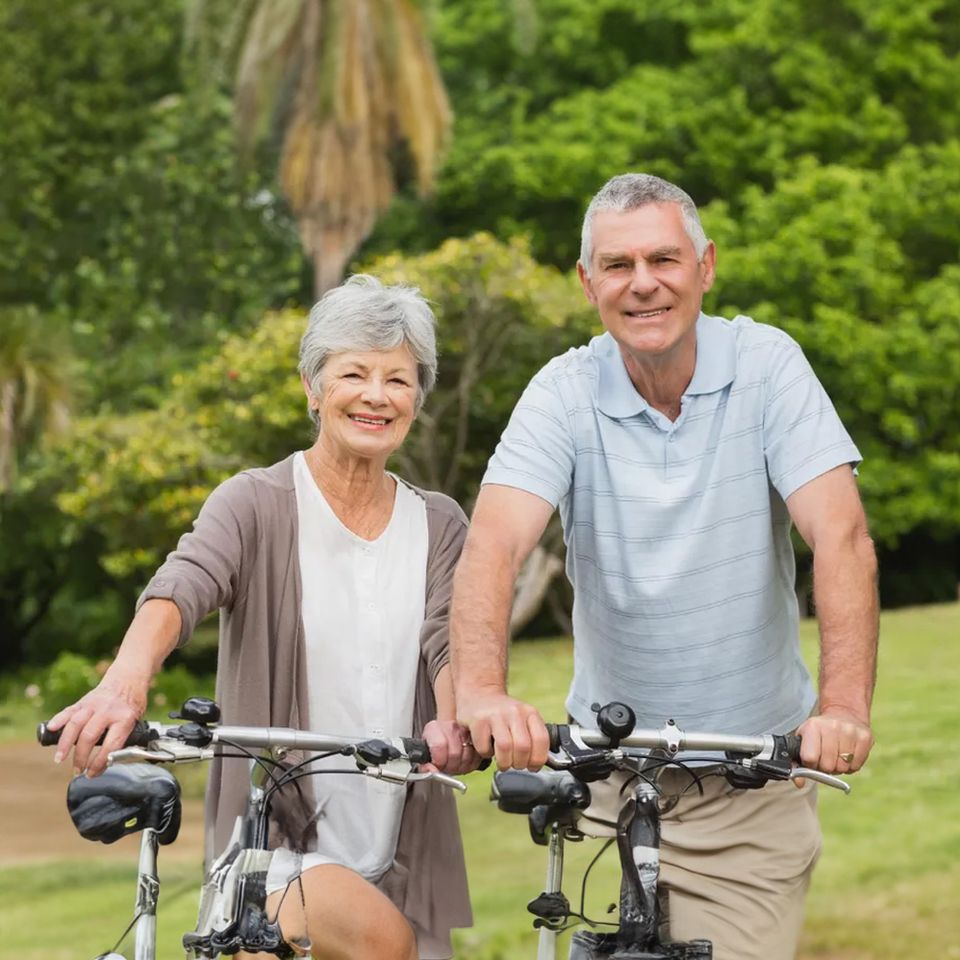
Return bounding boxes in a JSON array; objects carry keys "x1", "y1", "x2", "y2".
[{"x1": 839, "y1": 752, "x2": 854, "y2": 763}]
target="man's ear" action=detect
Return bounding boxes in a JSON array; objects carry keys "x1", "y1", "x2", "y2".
[
  {"x1": 577, "y1": 260, "x2": 598, "y2": 306},
  {"x1": 700, "y1": 241, "x2": 717, "y2": 293}
]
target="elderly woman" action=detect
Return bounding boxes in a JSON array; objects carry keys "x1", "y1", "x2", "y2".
[{"x1": 49, "y1": 275, "x2": 477, "y2": 960}]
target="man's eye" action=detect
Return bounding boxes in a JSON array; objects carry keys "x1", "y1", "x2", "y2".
[
  {"x1": 343, "y1": 372, "x2": 362, "y2": 380},
  {"x1": 389, "y1": 378, "x2": 410, "y2": 386}
]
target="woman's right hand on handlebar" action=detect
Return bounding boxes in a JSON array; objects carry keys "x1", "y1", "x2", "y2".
[{"x1": 46, "y1": 676, "x2": 148, "y2": 777}]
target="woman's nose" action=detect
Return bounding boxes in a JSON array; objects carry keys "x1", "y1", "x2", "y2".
[{"x1": 361, "y1": 377, "x2": 387, "y2": 403}]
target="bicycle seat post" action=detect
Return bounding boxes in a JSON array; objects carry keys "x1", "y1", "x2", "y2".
[
  {"x1": 133, "y1": 827, "x2": 161, "y2": 960},
  {"x1": 535, "y1": 823, "x2": 566, "y2": 960}
]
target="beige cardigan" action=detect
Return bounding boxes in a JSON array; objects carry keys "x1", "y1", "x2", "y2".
[{"x1": 139, "y1": 454, "x2": 472, "y2": 958}]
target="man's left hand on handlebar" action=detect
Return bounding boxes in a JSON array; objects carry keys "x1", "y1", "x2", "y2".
[
  {"x1": 796, "y1": 707, "x2": 873, "y2": 776},
  {"x1": 457, "y1": 688, "x2": 550, "y2": 772}
]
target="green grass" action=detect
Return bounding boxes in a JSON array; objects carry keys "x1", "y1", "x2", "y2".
[{"x1": 1, "y1": 603, "x2": 956, "y2": 960}]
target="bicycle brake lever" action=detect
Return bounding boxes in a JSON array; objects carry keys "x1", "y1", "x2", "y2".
[
  {"x1": 107, "y1": 743, "x2": 212, "y2": 765},
  {"x1": 408, "y1": 771, "x2": 468, "y2": 794},
  {"x1": 789, "y1": 768, "x2": 852, "y2": 793}
]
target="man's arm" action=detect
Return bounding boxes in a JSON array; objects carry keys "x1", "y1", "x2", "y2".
[
  {"x1": 787, "y1": 464, "x2": 878, "y2": 774},
  {"x1": 451, "y1": 484, "x2": 555, "y2": 770}
]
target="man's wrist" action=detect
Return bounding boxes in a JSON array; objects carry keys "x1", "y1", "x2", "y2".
[{"x1": 817, "y1": 700, "x2": 871, "y2": 725}]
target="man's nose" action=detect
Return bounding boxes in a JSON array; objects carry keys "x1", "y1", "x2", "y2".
[{"x1": 629, "y1": 262, "x2": 659, "y2": 296}]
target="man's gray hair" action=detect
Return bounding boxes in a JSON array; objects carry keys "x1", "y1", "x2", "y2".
[
  {"x1": 299, "y1": 274, "x2": 438, "y2": 425},
  {"x1": 579, "y1": 173, "x2": 709, "y2": 273}
]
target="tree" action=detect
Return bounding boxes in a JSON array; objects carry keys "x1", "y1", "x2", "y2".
[
  {"x1": 188, "y1": 0, "x2": 452, "y2": 296},
  {"x1": 0, "y1": 306, "x2": 71, "y2": 492}
]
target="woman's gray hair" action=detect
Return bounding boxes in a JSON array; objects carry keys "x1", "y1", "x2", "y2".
[
  {"x1": 298, "y1": 274, "x2": 438, "y2": 426},
  {"x1": 579, "y1": 173, "x2": 709, "y2": 273}
]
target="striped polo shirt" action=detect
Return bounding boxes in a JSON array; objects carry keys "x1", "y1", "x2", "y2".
[{"x1": 483, "y1": 312, "x2": 861, "y2": 735}]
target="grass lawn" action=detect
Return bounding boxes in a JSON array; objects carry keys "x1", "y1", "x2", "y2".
[{"x1": 1, "y1": 602, "x2": 956, "y2": 960}]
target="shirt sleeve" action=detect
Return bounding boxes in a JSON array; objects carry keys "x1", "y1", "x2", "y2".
[
  {"x1": 763, "y1": 340, "x2": 862, "y2": 501},
  {"x1": 481, "y1": 369, "x2": 576, "y2": 508},
  {"x1": 421, "y1": 493, "x2": 469, "y2": 685},
  {"x1": 136, "y1": 473, "x2": 253, "y2": 644}
]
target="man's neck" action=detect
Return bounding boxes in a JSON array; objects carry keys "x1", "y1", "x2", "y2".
[{"x1": 619, "y1": 335, "x2": 696, "y2": 422}]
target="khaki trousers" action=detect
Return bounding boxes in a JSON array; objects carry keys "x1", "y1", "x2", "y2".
[{"x1": 579, "y1": 768, "x2": 822, "y2": 960}]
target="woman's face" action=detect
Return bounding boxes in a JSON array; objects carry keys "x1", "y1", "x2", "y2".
[{"x1": 306, "y1": 344, "x2": 419, "y2": 463}]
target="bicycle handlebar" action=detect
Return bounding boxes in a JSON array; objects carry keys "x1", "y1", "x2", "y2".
[
  {"x1": 543, "y1": 715, "x2": 850, "y2": 793},
  {"x1": 546, "y1": 719, "x2": 802, "y2": 762},
  {"x1": 38, "y1": 717, "x2": 465, "y2": 792}
]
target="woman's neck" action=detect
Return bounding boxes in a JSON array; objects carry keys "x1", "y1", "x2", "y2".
[{"x1": 303, "y1": 441, "x2": 396, "y2": 540}]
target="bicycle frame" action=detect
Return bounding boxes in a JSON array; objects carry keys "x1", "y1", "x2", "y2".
[
  {"x1": 41, "y1": 702, "x2": 466, "y2": 960},
  {"x1": 497, "y1": 705, "x2": 850, "y2": 960}
]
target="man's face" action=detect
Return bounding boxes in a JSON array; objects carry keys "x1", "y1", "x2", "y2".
[{"x1": 577, "y1": 203, "x2": 716, "y2": 363}]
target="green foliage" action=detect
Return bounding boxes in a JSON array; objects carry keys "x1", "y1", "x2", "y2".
[
  {"x1": 39, "y1": 652, "x2": 101, "y2": 715},
  {"x1": 0, "y1": 0, "x2": 306, "y2": 410}
]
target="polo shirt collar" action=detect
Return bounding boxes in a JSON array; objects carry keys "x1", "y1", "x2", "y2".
[{"x1": 596, "y1": 313, "x2": 737, "y2": 419}]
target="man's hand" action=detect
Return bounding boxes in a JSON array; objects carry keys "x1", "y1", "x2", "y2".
[
  {"x1": 420, "y1": 719, "x2": 483, "y2": 775},
  {"x1": 458, "y1": 688, "x2": 550, "y2": 771},
  {"x1": 796, "y1": 707, "x2": 874, "y2": 776},
  {"x1": 46, "y1": 678, "x2": 147, "y2": 777}
]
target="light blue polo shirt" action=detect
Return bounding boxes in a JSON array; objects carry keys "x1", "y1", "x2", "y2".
[{"x1": 483, "y1": 313, "x2": 861, "y2": 735}]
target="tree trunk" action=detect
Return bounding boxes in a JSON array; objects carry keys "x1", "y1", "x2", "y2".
[
  {"x1": 0, "y1": 379, "x2": 18, "y2": 493},
  {"x1": 313, "y1": 244, "x2": 352, "y2": 299}
]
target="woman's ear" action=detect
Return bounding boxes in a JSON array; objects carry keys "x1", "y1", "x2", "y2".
[{"x1": 300, "y1": 372, "x2": 317, "y2": 410}]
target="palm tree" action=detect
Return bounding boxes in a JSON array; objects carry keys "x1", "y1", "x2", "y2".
[
  {"x1": 188, "y1": 0, "x2": 452, "y2": 296},
  {"x1": 0, "y1": 305, "x2": 71, "y2": 492}
]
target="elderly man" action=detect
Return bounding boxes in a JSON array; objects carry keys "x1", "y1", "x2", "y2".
[{"x1": 451, "y1": 173, "x2": 877, "y2": 959}]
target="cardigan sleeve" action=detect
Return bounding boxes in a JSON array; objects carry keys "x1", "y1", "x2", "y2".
[
  {"x1": 420, "y1": 491, "x2": 469, "y2": 686},
  {"x1": 136, "y1": 472, "x2": 257, "y2": 645}
]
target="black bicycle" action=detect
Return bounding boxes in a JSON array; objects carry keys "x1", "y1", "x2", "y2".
[
  {"x1": 38, "y1": 697, "x2": 467, "y2": 960},
  {"x1": 492, "y1": 701, "x2": 851, "y2": 960}
]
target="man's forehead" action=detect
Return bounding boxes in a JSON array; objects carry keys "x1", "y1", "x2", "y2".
[{"x1": 591, "y1": 203, "x2": 692, "y2": 255}]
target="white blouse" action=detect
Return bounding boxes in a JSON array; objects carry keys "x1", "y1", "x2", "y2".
[{"x1": 266, "y1": 452, "x2": 427, "y2": 891}]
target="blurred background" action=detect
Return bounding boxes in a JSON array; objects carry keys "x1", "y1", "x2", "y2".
[{"x1": 0, "y1": 1, "x2": 957, "y2": 957}]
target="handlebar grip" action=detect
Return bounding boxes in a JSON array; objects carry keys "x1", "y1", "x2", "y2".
[
  {"x1": 401, "y1": 737, "x2": 432, "y2": 765},
  {"x1": 783, "y1": 733, "x2": 802, "y2": 762},
  {"x1": 36, "y1": 720, "x2": 155, "y2": 748},
  {"x1": 545, "y1": 723, "x2": 561, "y2": 753}
]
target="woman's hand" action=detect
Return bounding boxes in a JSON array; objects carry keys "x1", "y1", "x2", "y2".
[
  {"x1": 46, "y1": 676, "x2": 148, "y2": 777},
  {"x1": 420, "y1": 719, "x2": 484, "y2": 775}
]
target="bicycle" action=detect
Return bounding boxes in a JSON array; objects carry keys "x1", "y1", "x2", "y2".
[
  {"x1": 37, "y1": 696, "x2": 468, "y2": 960},
  {"x1": 491, "y1": 701, "x2": 851, "y2": 960}
]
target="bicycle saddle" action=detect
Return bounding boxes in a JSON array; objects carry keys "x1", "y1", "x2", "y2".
[
  {"x1": 67, "y1": 763, "x2": 181, "y2": 846},
  {"x1": 492, "y1": 768, "x2": 591, "y2": 814}
]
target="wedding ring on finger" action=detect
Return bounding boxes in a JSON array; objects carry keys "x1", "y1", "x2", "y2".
[{"x1": 839, "y1": 751, "x2": 854, "y2": 763}]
